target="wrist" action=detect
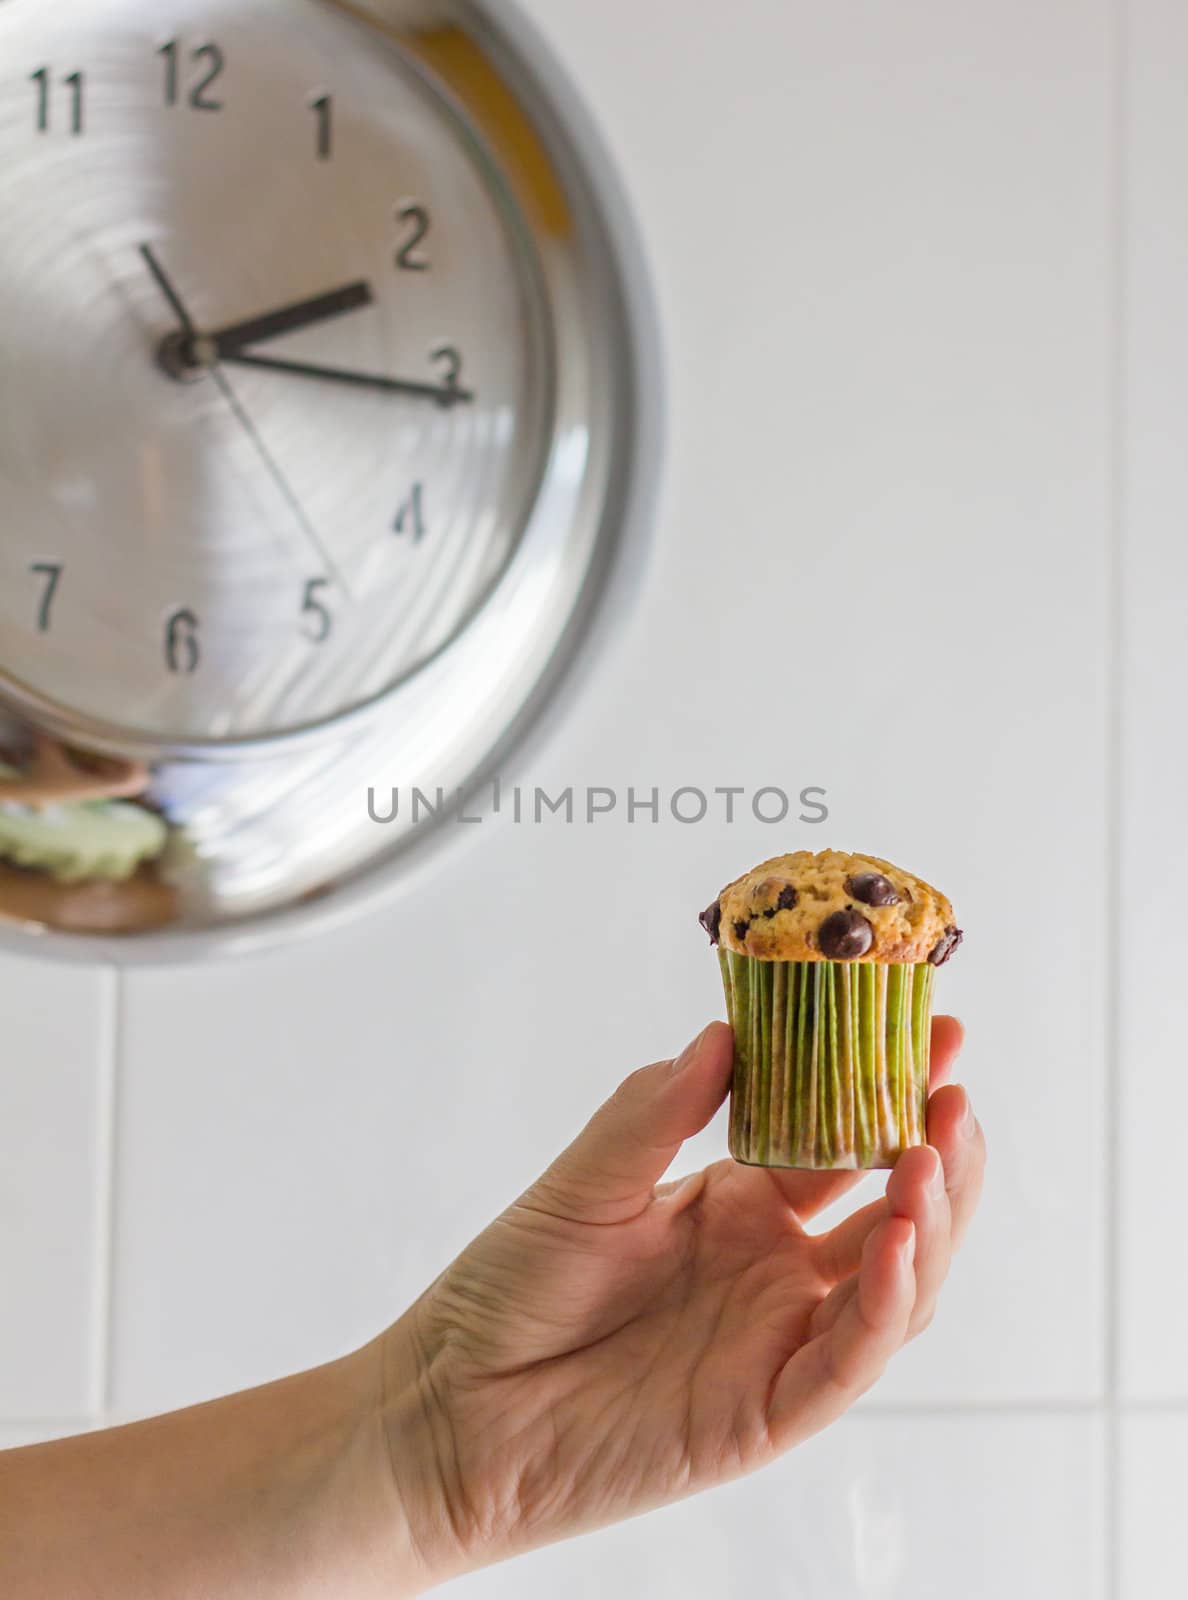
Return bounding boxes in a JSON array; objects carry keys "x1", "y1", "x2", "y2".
[
  {"x1": 370, "y1": 1306, "x2": 478, "y2": 1593},
  {"x1": 261, "y1": 1343, "x2": 443, "y2": 1600}
]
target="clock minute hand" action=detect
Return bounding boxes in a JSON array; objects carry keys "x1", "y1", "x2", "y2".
[
  {"x1": 209, "y1": 280, "x2": 374, "y2": 357},
  {"x1": 219, "y1": 348, "x2": 475, "y2": 407}
]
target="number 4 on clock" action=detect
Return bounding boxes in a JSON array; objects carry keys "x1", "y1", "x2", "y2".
[{"x1": 393, "y1": 483, "x2": 426, "y2": 543}]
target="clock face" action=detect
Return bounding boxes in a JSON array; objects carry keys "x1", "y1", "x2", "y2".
[{"x1": 0, "y1": 0, "x2": 554, "y2": 743}]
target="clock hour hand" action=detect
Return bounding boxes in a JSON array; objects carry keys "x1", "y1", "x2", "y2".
[
  {"x1": 207, "y1": 281, "x2": 373, "y2": 358},
  {"x1": 219, "y1": 348, "x2": 475, "y2": 407},
  {"x1": 142, "y1": 251, "x2": 468, "y2": 408}
]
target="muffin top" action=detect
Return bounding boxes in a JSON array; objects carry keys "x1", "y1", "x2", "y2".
[{"x1": 699, "y1": 848, "x2": 962, "y2": 966}]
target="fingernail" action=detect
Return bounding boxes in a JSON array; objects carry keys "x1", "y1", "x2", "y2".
[
  {"x1": 961, "y1": 1096, "x2": 977, "y2": 1139},
  {"x1": 671, "y1": 1024, "x2": 710, "y2": 1074},
  {"x1": 927, "y1": 1152, "x2": 945, "y2": 1197}
]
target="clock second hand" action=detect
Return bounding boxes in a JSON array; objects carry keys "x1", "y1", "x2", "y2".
[{"x1": 138, "y1": 244, "x2": 351, "y2": 599}]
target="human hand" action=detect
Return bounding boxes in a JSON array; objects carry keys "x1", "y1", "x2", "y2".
[{"x1": 379, "y1": 1015, "x2": 984, "y2": 1586}]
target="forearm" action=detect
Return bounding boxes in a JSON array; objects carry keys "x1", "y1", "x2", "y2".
[{"x1": 0, "y1": 1337, "x2": 437, "y2": 1599}]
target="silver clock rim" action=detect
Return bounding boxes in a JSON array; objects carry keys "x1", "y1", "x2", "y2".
[{"x1": 0, "y1": 0, "x2": 664, "y2": 960}]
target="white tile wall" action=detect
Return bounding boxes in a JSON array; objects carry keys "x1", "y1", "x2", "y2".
[
  {"x1": 1117, "y1": 0, "x2": 1188, "y2": 1404},
  {"x1": 441, "y1": 1415, "x2": 1106, "y2": 1600},
  {"x1": 0, "y1": 958, "x2": 113, "y2": 1419},
  {"x1": 1, "y1": 0, "x2": 1185, "y2": 1595},
  {"x1": 1120, "y1": 1414, "x2": 1188, "y2": 1595}
]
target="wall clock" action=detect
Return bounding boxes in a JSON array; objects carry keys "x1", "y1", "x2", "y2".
[{"x1": 0, "y1": 0, "x2": 657, "y2": 953}]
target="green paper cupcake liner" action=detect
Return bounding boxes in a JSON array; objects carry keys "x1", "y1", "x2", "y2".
[{"x1": 718, "y1": 950, "x2": 934, "y2": 1169}]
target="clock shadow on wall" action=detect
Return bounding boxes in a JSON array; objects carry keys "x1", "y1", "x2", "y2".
[{"x1": 0, "y1": 0, "x2": 659, "y2": 955}]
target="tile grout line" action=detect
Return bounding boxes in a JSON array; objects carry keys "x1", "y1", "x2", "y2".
[
  {"x1": 859, "y1": 1400, "x2": 1188, "y2": 1418},
  {"x1": 1104, "y1": 0, "x2": 1129, "y2": 1595},
  {"x1": 857, "y1": 1400, "x2": 1104, "y2": 1418},
  {"x1": 91, "y1": 964, "x2": 123, "y2": 1423}
]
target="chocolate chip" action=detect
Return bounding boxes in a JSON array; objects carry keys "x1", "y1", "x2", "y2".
[
  {"x1": 732, "y1": 918, "x2": 751, "y2": 941},
  {"x1": 845, "y1": 871, "x2": 899, "y2": 907},
  {"x1": 756, "y1": 882, "x2": 797, "y2": 919},
  {"x1": 927, "y1": 925, "x2": 963, "y2": 967},
  {"x1": 817, "y1": 908, "x2": 874, "y2": 960},
  {"x1": 698, "y1": 899, "x2": 722, "y2": 945}
]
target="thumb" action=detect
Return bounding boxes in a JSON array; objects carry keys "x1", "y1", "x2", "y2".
[{"x1": 524, "y1": 1021, "x2": 734, "y2": 1225}]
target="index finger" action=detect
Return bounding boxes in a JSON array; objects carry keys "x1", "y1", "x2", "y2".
[
  {"x1": 927, "y1": 1014, "x2": 965, "y2": 1090},
  {"x1": 925, "y1": 1081, "x2": 986, "y2": 1252}
]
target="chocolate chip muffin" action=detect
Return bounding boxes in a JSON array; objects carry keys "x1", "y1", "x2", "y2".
[
  {"x1": 700, "y1": 849, "x2": 962, "y2": 1171},
  {"x1": 701, "y1": 848, "x2": 961, "y2": 967}
]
